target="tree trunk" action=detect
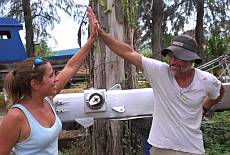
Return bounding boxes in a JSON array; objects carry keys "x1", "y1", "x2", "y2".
[
  {"x1": 195, "y1": 0, "x2": 204, "y2": 61},
  {"x1": 151, "y1": 0, "x2": 163, "y2": 60},
  {"x1": 91, "y1": 0, "x2": 137, "y2": 154},
  {"x1": 123, "y1": 27, "x2": 138, "y2": 89},
  {"x1": 22, "y1": 0, "x2": 34, "y2": 57}
]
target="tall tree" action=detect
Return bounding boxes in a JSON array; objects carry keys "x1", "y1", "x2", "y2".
[
  {"x1": 137, "y1": 0, "x2": 230, "y2": 61},
  {"x1": 151, "y1": 0, "x2": 164, "y2": 60},
  {"x1": 137, "y1": 0, "x2": 194, "y2": 59},
  {"x1": 22, "y1": 0, "x2": 34, "y2": 57},
  {"x1": 195, "y1": 0, "x2": 204, "y2": 59},
  {"x1": 0, "y1": 0, "x2": 86, "y2": 57},
  {"x1": 91, "y1": 0, "x2": 138, "y2": 154}
]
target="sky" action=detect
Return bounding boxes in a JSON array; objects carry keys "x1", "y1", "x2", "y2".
[
  {"x1": 18, "y1": 0, "x2": 195, "y2": 51},
  {"x1": 19, "y1": 0, "x2": 89, "y2": 51},
  {"x1": 48, "y1": 0, "x2": 89, "y2": 51}
]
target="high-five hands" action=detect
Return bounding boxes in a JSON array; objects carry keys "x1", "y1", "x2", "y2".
[
  {"x1": 87, "y1": 6, "x2": 98, "y2": 39},
  {"x1": 87, "y1": 6, "x2": 103, "y2": 37}
]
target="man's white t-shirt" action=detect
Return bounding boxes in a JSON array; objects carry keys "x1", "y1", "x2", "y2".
[{"x1": 142, "y1": 56, "x2": 221, "y2": 154}]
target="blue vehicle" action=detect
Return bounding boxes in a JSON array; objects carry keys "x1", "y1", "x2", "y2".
[
  {"x1": 0, "y1": 18, "x2": 86, "y2": 90},
  {"x1": 0, "y1": 18, "x2": 27, "y2": 62}
]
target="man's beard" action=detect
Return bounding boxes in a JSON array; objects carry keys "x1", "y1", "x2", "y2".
[{"x1": 169, "y1": 64, "x2": 191, "y2": 76}]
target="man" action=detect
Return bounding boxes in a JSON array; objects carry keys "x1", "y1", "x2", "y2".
[{"x1": 88, "y1": 8, "x2": 224, "y2": 155}]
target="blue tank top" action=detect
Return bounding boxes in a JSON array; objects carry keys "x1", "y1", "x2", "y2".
[{"x1": 11, "y1": 97, "x2": 62, "y2": 155}]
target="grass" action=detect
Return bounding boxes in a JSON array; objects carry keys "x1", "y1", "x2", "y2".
[{"x1": 59, "y1": 128, "x2": 92, "y2": 155}]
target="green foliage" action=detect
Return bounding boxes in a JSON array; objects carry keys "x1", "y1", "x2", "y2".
[
  {"x1": 98, "y1": 0, "x2": 106, "y2": 7},
  {"x1": 121, "y1": 0, "x2": 140, "y2": 29},
  {"x1": 202, "y1": 111, "x2": 230, "y2": 155},
  {"x1": 137, "y1": 0, "x2": 230, "y2": 60},
  {"x1": 206, "y1": 26, "x2": 230, "y2": 61},
  {"x1": 59, "y1": 150, "x2": 69, "y2": 155},
  {"x1": 34, "y1": 40, "x2": 53, "y2": 57},
  {"x1": 137, "y1": 0, "x2": 194, "y2": 49},
  {"x1": 0, "y1": 94, "x2": 7, "y2": 110},
  {"x1": 122, "y1": 121, "x2": 129, "y2": 153},
  {"x1": 140, "y1": 47, "x2": 152, "y2": 58},
  {"x1": 161, "y1": 34, "x2": 174, "y2": 49},
  {"x1": 138, "y1": 80, "x2": 150, "y2": 89},
  {"x1": 122, "y1": 120, "x2": 142, "y2": 155},
  {"x1": 0, "y1": 0, "x2": 64, "y2": 43},
  {"x1": 0, "y1": 0, "x2": 86, "y2": 56},
  {"x1": 205, "y1": 0, "x2": 230, "y2": 35}
]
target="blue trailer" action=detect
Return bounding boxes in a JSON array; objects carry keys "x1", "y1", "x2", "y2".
[
  {"x1": 0, "y1": 18, "x2": 87, "y2": 91},
  {"x1": 0, "y1": 18, "x2": 27, "y2": 62}
]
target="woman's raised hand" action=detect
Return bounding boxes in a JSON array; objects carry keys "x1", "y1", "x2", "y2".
[{"x1": 87, "y1": 6, "x2": 98, "y2": 39}]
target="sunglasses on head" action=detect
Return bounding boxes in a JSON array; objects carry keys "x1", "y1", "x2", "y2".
[{"x1": 32, "y1": 57, "x2": 44, "y2": 70}]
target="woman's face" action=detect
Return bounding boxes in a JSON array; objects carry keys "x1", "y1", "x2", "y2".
[{"x1": 39, "y1": 63, "x2": 58, "y2": 96}]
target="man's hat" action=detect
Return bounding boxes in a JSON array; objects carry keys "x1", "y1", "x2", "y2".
[{"x1": 161, "y1": 35, "x2": 202, "y2": 64}]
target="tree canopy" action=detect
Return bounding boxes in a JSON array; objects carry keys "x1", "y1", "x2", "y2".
[
  {"x1": 137, "y1": 0, "x2": 230, "y2": 60},
  {"x1": 0, "y1": 0, "x2": 86, "y2": 56}
]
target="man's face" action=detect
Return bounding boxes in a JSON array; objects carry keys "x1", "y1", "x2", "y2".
[{"x1": 167, "y1": 52, "x2": 193, "y2": 76}]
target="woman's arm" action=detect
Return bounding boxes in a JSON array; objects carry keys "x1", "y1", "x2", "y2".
[
  {"x1": 0, "y1": 109, "x2": 22, "y2": 155},
  {"x1": 54, "y1": 7, "x2": 97, "y2": 94}
]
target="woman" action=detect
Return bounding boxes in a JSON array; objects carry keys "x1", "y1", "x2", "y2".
[{"x1": 0, "y1": 6, "x2": 97, "y2": 155}]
